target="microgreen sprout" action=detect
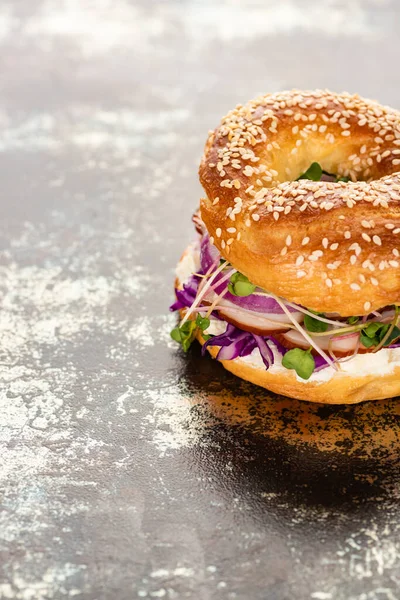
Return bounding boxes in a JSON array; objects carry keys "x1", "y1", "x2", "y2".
[
  {"x1": 282, "y1": 347, "x2": 315, "y2": 380},
  {"x1": 228, "y1": 272, "x2": 256, "y2": 297},
  {"x1": 304, "y1": 310, "x2": 328, "y2": 333},
  {"x1": 171, "y1": 314, "x2": 212, "y2": 351},
  {"x1": 297, "y1": 162, "x2": 350, "y2": 183}
]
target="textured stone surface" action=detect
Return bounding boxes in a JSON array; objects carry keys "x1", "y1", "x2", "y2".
[{"x1": 0, "y1": 1, "x2": 399, "y2": 599}]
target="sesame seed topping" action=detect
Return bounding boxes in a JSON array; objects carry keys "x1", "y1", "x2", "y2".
[
  {"x1": 351, "y1": 283, "x2": 361, "y2": 291},
  {"x1": 364, "y1": 301, "x2": 371, "y2": 311},
  {"x1": 372, "y1": 235, "x2": 382, "y2": 246},
  {"x1": 202, "y1": 90, "x2": 400, "y2": 291}
]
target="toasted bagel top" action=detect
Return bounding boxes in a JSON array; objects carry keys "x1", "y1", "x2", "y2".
[{"x1": 199, "y1": 89, "x2": 400, "y2": 316}]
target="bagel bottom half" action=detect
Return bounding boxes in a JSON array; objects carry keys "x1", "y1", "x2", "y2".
[
  {"x1": 175, "y1": 243, "x2": 400, "y2": 404},
  {"x1": 193, "y1": 330, "x2": 400, "y2": 404}
]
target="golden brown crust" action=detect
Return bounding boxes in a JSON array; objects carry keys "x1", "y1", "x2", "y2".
[
  {"x1": 199, "y1": 89, "x2": 400, "y2": 316},
  {"x1": 195, "y1": 330, "x2": 400, "y2": 404}
]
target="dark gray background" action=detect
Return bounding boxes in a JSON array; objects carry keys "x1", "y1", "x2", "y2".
[{"x1": 0, "y1": 1, "x2": 399, "y2": 599}]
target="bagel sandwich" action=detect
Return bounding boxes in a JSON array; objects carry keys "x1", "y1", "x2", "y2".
[{"x1": 170, "y1": 89, "x2": 400, "y2": 404}]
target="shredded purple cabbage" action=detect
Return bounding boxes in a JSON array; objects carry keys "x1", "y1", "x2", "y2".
[
  {"x1": 200, "y1": 324, "x2": 293, "y2": 370},
  {"x1": 169, "y1": 276, "x2": 199, "y2": 311},
  {"x1": 314, "y1": 355, "x2": 329, "y2": 372}
]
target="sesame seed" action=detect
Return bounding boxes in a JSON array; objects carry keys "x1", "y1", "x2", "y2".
[
  {"x1": 286, "y1": 234, "x2": 292, "y2": 246},
  {"x1": 227, "y1": 227, "x2": 236, "y2": 233},
  {"x1": 216, "y1": 228, "x2": 222, "y2": 238},
  {"x1": 210, "y1": 236, "x2": 214, "y2": 245},
  {"x1": 281, "y1": 247, "x2": 287, "y2": 256},
  {"x1": 344, "y1": 231, "x2": 351, "y2": 239},
  {"x1": 325, "y1": 278, "x2": 333, "y2": 288},
  {"x1": 297, "y1": 270, "x2": 306, "y2": 278},
  {"x1": 364, "y1": 301, "x2": 371, "y2": 311},
  {"x1": 351, "y1": 283, "x2": 361, "y2": 291},
  {"x1": 330, "y1": 243, "x2": 339, "y2": 250},
  {"x1": 322, "y1": 238, "x2": 328, "y2": 249},
  {"x1": 372, "y1": 235, "x2": 382, "y2": 246},
  {"x1": 296, "y1": 255, "x2": 304, "y2": 266},
  {"x1": 389, "y1": 260, "x2": 399, "y2": 267},
  {"x1": 221, "y1": 240, "x2": 226, "y2": 249},
  {"x1": 350, "y1": 255, "x2": 357, "y2": 265},
  {"x1": 362, "y1": 233, "x2": 371, "y2": 242},
  {"x1": 302, "y1": 236, "x2": 310, "y2": 246},
  {"x1": 252, "y1": 213, "x2": 260, "y2": 222},
  {"x1": 371, "y1": 277, "x2": 379, "y2": 286}
]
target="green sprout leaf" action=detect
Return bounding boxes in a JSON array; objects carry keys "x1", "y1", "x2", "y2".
[
  {"x1": 360, "y1": 321, "x2": 385, "y2": 348},
  {"x1": 347, "y1": 316, "x2": 359, "y2": 325},
  {"x1": 170, "y1": 320, "x2": 197, "y2": 352},
  {"x1": 228, "y1": 272, "x2": 256, "y2": 297},
  {"x1": 296, "y1": 162, "x2": 323, "y2": 181},
  {"x1": 296, "y1": 162, "x2": 349, "y2": 183},
  {"x1": 359, "y1": 313, "x2": 400, "y2": 349},
  {"x1": 282, "y1": 347, "x2": 315, "y2": 380},
  {"x1": 364, "y1": 322, "x2": 383, "y2": 338},
  {"x1": 379, "y1": 324, "x2": 400, "y2": 346},
  {"x1": 196, "y1": 313, "x2": 210, "y2": 332},
  {"x1": 304, "y1": 310, "x2": 328, "y2": 333},
  {"x1": 360, "y1": 331, "x2": 378, "y2": 348},
  {"x1": 170, "y1": 314, "x2": 212, "y2": 352}
]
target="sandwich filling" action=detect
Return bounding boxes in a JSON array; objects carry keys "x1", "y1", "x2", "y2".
[{"x1": 170, "y1": 164, "x2": 400, "y2": 381}]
